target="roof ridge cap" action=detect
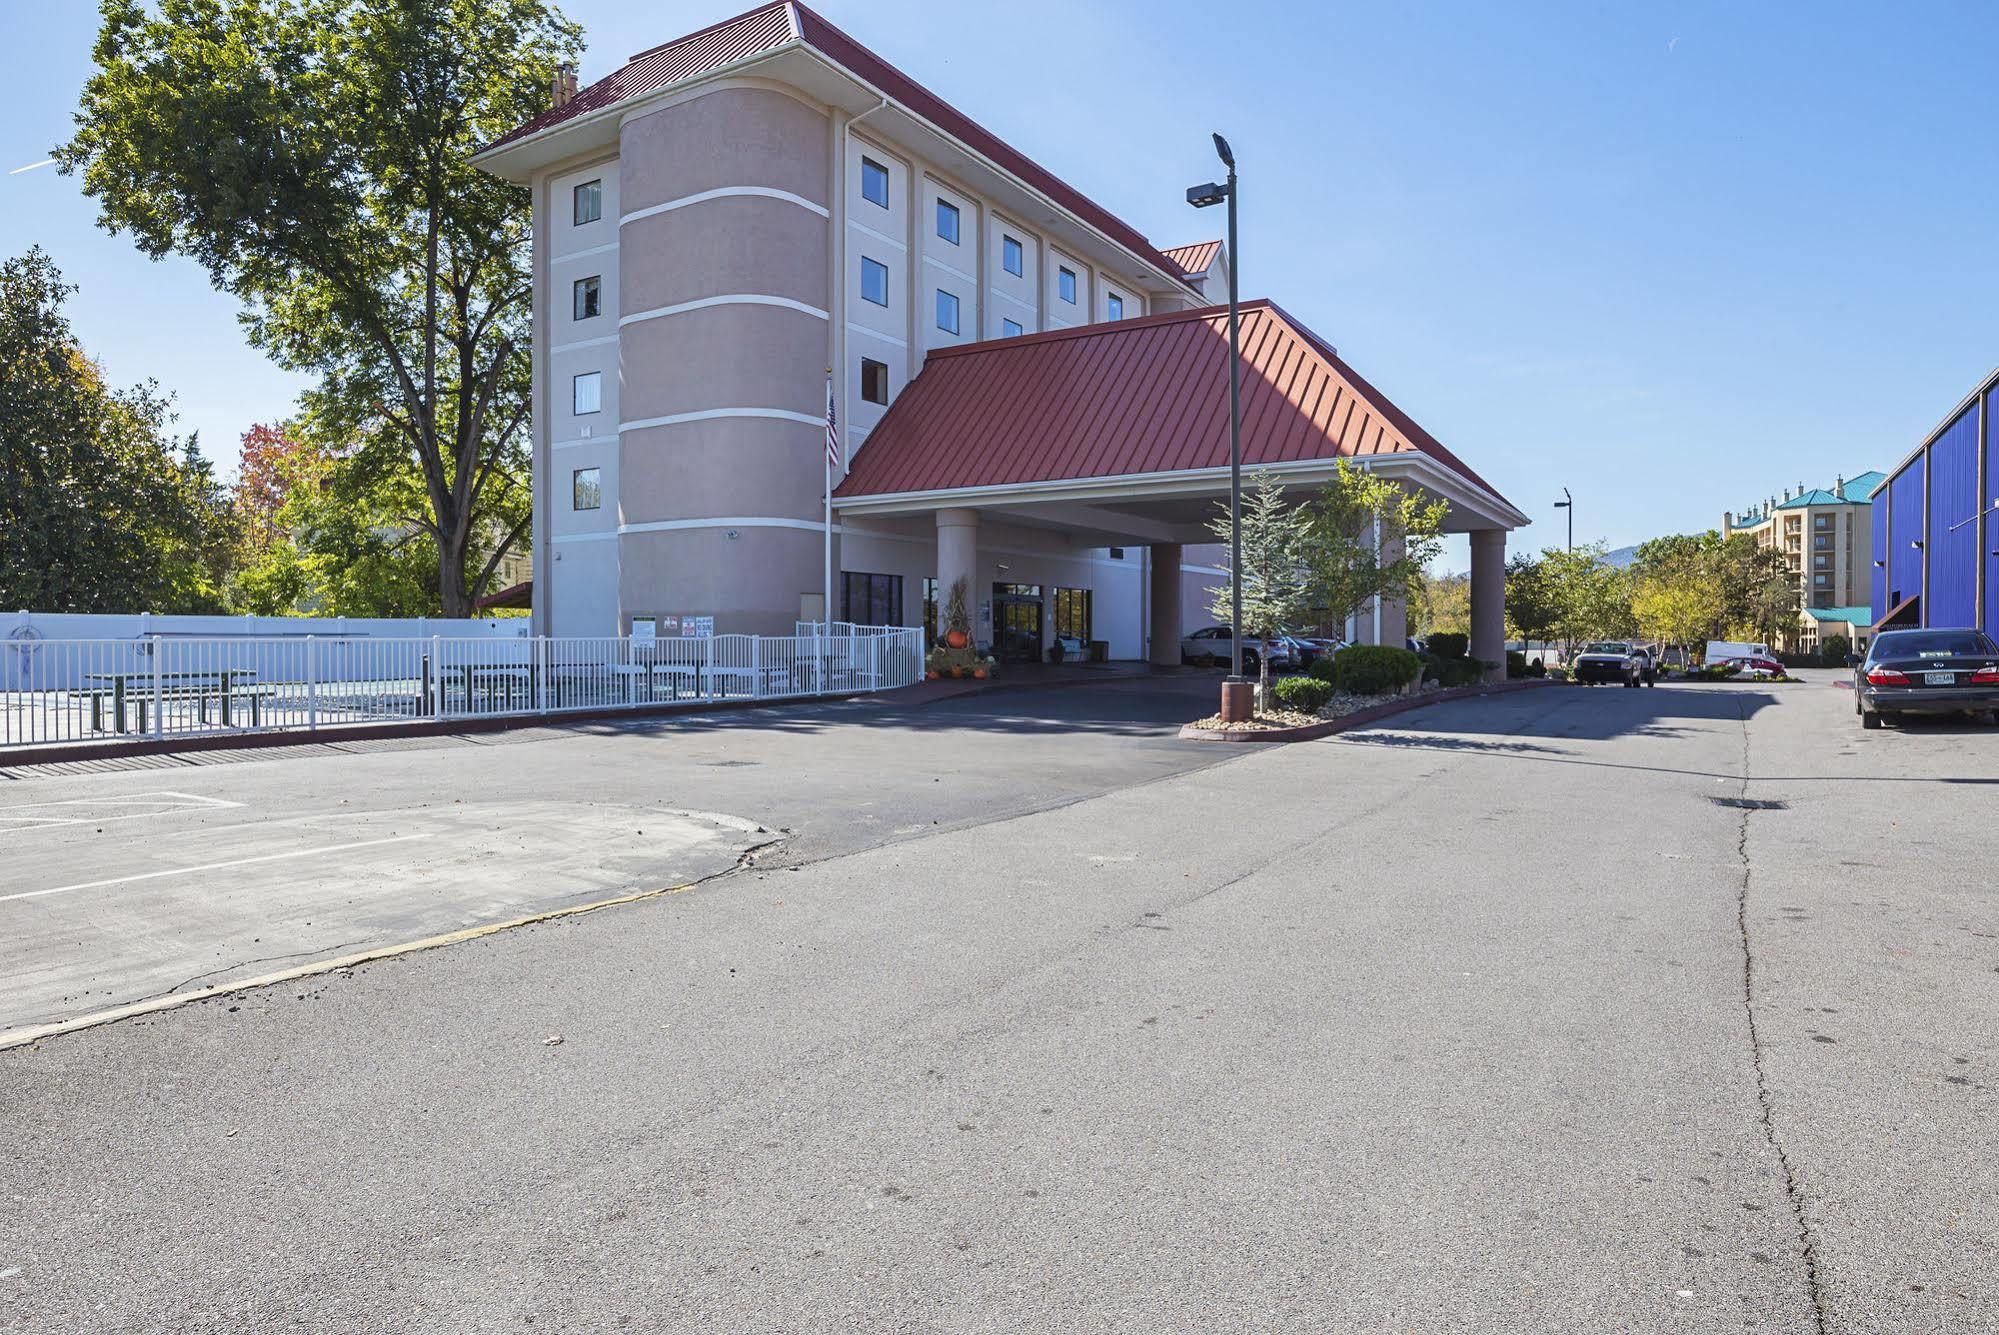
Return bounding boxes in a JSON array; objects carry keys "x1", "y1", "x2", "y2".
[{"x1": 923, "y1": 300, "x2": 1273, "y2": 360}]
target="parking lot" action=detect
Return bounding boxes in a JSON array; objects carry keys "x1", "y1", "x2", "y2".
[{"x1": 3, "y1": 670, "x2": 1995, "y2": 1331}]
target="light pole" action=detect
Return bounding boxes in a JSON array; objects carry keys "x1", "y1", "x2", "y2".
[
  {"x1": 1554, "y1": 487, "x2": 1573, "y2": 552},
  {"x1": 1188, "y1": 133, "x2": 1243, "y2": 714}
]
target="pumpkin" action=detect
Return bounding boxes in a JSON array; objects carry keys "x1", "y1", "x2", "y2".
[
  {"x1": 973, "y1": 668, "x2": 988, "y2": 679},
  {"x1": 945, "y1": 629, "x2": 969, "y2": 648}
]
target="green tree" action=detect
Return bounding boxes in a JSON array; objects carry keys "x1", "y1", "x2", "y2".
[
  {"x1": 1504, "y1": 552, "x2": 1557, "y2": 646},
  {"x1": 1208, "y1": 472, "x2": 1310, "y2": 707},
  {"x1": 1413, "y1": 569, "x2": 1471, "y2": 638},
  {"x1": 1299, "y1": 459, "x2": 1449, "y2": 640},
  {"x1": 1, "y1": 247, "x2": 233, "y2": 613},
  {"x1": 1539, "y1": 543, "x2": 1633, "y2": 652},
  {"x1": 60, "y1": 0, "x2": 579, "y2": 616}
]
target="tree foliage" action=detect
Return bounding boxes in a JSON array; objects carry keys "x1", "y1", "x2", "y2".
[
  {"x1": 1207, "y1": 472, "x2": 1311, "y2": 703},
  {"x1": 1300, "y1": 459, "x2": 1449, "y2": 636},
  {"x1": 60, "y1": 0, "x2": 579, "y2": 615},
  {"x1": 1533, "y1": 543, "x2": 1634, "y2": 649},
  {"x1": 1412, "y1": 569, "x2": 1471, "y2": 638},
  {"x1": 1, "y1": 247, "x2": 233, "y2": 613}
]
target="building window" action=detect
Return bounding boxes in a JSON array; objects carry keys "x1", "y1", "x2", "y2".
[
  {"x1": 1054, "y1": 587, "x2": 1093, "y2": 641},
  {"x1": 1058, "y1": 266, "x2": 1077, "y2": 304},
  {"x1": 572, "y1": 371, "x2": 601, "y2": 415},
  {"x1": 1814, "y1": 534, "x2": 1831, "y2": 550},
  {"x1": 573, "y1": 275, "x2": 600, "y2": 321},
  {"x1": 922, "y1": 577, "x2": 940, "y2": 646},
  {"x1": 1814, "y1": 573, "x2": 1830, "y2": 586},
  {"x1": 1107, "y1": 292, "x2": 1124, "y2": 320},
  {"x1": 573, "y1": 179, "x2": 602, "y2": 225},
  {"x1": 1814, "y1": 554, "x2": 1830, "y2": 569},
  {"x1": 1002, "y1": 234, "x2": 1024, "y2": 276},
  {"x1": 1002, "y1": 317, "x2": 1024, "y2": 337},
  {"x1": 861, "y1": 256, "x2": 889, "y2": 306},
  {"x1": 1815, "y1": 514, "x2": 1830, "y2": 528},
  {"x1": 1108, "y1": 547, "x2": 1125, "y2": 560},
  {"x1": 936, "y1": 289, "x2": 960, "y2": 334},
  {"x1": 861, "y1": 156, "x2": 889, "y2": 208},
  {"x1": 572, "y1": 467, "x2": 601, "y2": 511},
  {"x1": 841, "y1": 571, "x2": 903, "y2": 626},
  {"x1": 936, "y1": 198, "x2": 960, "y2": 244},
  {"x1": 860, "y1": 357, "x2": 889, "y2": 406}
]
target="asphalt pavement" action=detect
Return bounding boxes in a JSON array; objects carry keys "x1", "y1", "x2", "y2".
[{"x1": 1, "y1": 671, "x2": 1992, "y2": 1332}]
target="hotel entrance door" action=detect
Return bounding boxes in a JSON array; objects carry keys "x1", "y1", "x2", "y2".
[{"x1": 992, "y1": 584, "x2": 1043, "y2": 664}]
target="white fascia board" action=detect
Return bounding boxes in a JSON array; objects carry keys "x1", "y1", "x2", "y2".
[{"x1": 836, "y1": 453, "x2": 1529, "y2": 531}]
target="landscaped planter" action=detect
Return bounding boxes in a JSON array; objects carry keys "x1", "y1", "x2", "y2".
[{"x1": 1178, "y1": 678, "x2": 1553, "y2": 743}]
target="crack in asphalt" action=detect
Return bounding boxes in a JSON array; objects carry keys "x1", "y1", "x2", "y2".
[{"x1": 1730, "y1": 692, "x2": 1831, "y2": 1334}]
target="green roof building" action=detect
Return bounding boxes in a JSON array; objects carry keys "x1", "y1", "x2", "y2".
[{"x1": 1723, "y1": 470, "x2": 1885, "y2": 651}]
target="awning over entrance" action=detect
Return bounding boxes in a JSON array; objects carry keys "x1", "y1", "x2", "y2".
[{"x1": 833, "y1": 299, "x2": 1525, "y2": 544}]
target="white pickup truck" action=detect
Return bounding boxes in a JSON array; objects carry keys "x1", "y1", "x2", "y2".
[{"x1": 1572, "y1": 641, "x2": 1655, "y2": 687}]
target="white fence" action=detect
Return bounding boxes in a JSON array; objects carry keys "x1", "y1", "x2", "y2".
[{"x1": 0, "y1": 628, "x2": 924, "y2": 750}]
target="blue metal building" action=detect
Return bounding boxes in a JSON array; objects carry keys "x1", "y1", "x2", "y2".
[{"x1": 1872, "y1": 367, "x2": 1999, "y2": 633}]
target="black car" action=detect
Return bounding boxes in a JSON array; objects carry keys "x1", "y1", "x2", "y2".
[{"x1": 1852, "y1": 628, "x2": 1999, "y2": 729}]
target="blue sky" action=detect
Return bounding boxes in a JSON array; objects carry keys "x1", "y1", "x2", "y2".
[{"x1": 6, "y1": 0, "x2": 1998, "y2": 565}]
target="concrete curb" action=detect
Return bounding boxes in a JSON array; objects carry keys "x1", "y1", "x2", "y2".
[
  {"x1": 0, "y1": 690, "x2": 871, "y2": 771},
  {"x1": 1177, "y1": 679, "x2": 1556, "y2": 744}
]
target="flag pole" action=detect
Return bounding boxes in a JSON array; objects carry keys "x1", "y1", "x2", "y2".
[{"x1": 824, "y1": 369, "x2": 834, "y2": 634}]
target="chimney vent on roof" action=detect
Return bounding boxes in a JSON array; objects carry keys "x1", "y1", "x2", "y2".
[
  {"x1": 1836, "y1": 473, "x2": 1844, "y2": 494},
  {"x1": 552, "y1": 63, "x2": 578, "y2": 108},
  {"x1": 1783, "y1": 488, "x2": 1792, "y2": 502}
]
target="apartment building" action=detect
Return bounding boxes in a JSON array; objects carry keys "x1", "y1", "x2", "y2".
[
  {"x1": 1722, "y1": 471, "x2": 1883, "y2": 650},
  {"x1": 473, "y1": 3, "x2": 1525, "y2": 667}
]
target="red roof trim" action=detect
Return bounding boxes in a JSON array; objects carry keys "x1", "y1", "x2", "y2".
[
  {"x1": 1161, "y1": 240, "x2": 1222, "y2": 277},
  {"x1": 626, "y1": 2, "x2": 799, "y2": 61},
  {"x1": 835, "y1": 302, "x2": 1517, "y2": 514}
]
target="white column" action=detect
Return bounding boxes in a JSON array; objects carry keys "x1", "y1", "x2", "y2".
[
  {"x1": 936, "y1": 507, "x2": 979, "y2": 641},
  {"x1": 1148, "y1": 543, "x2": 1183, "y2": 665},
  {"x1": 1377, "y1": 522, "x2": 1408, "y2": 650},
  {"x1": 1470, "y1": 528, "x2": 1507, "y2": 682}
]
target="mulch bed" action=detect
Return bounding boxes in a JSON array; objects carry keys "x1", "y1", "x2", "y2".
[{"x1": 1178, "y1": 678, "x2": 1555, "y2": 744}]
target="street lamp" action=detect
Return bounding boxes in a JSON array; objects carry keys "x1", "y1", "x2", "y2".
[
  {"x1": 1553, "y1": 487, "x2": 1573, "y2": 552},
  {"x1": 1189, "y1": 132, "x2": 1244, "y2": 715}
]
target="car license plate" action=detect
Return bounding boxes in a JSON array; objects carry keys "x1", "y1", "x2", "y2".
[{"x1": 1925, "y1": 671, "x2": 1956, "y2": 685}]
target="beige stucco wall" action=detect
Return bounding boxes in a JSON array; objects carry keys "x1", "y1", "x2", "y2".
[{"x1": 614, "y1": 84, "x2": 833, "y2": 634}]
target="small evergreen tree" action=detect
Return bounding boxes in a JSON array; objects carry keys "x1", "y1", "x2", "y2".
[{"x1": 1207, "y1": 472, "x2": 1309, "y2": 709}]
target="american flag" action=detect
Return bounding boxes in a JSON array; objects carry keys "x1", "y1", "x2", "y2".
[{"x1": 825, "y1": 376, "x2": 841, "y2": 470}]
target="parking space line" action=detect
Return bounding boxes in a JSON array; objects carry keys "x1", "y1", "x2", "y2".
[
  {"x1": 0, "y1": 834, "x2": 426, "y2": 905},
  {"x1": 0, "y1": 791, "x2": 243, "y2": 833}
]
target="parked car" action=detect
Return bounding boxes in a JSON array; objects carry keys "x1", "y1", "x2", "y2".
[
  {"x1": 1851, "y1": 628, "x2": 1999, "y2": 729},
  {"x1": 1275, "y1": 635, "x2": 1331, "y2": 672},
  {"x1": 1180, "y1": 626, "x2": 1291, "y2": 674},
  {"x1": 1572, "y1": 641, "x2": 1652, "y2": 687}
]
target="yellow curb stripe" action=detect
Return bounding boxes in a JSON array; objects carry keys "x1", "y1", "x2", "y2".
[{"x1": 0, "y1": 880, "x2": 702, "y2": 1053}]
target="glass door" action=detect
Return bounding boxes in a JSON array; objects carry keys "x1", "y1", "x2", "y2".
[{"x1": 992, "y1": 584, "x2": 1044, "y2": 663}]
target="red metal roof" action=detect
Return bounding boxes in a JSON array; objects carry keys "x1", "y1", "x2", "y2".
[
  {"x1": 834, "y1": 301, "x2": 1511, "y2": 510},
  {"x1": 484, "y1": 2, "x2": 1192, "y2": 287},
  {"x1": 1162, "y1": 240, "x2": 1223, "y2": 278}
]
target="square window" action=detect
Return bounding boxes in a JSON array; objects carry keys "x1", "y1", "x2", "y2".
[
  {"x1": 1107, "y1": 292, "x2": 1124, "y2": 320},
  {"x1": 936, "y1": 198, "x2": 960, "y2": 244},
  {"x1": 1002, "y1": 317, "x2": 1024, "y2": 337},
  {"x1": 1003, "y1": 235, "x2": 1024, "y2": 277},
  {"x1": 572, "y1": 467, "x2": 601, "y2": 511},
  {"x1": 1058, "y1": 266, "x2": 1077, "y2": 304},
  {"x1": 572, "y1": 371, "x2": 602, "y2": 416},
  {"x1": 861, "y1": 156, "x2": 889, "y2": 209},
  {"x1": 573, "y1": 275, "x2": 600, "y2": 321},
  {"x1": 860, "y1": 256, "x2": 889, "y2": 307},
  {"x1": 861, "y1": 357, "x2": 889, "y2": 406},
  {"x1": 573, "y1": 179, "x2": 602, "y2": 226},
  {"x1": 935, "y1": 289, "x2": 960, "y2": 334}
]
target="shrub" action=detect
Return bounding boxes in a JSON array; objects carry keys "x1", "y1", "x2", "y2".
[
  {"x1": 1309, "y1": 655, "x2": 1339, "y2": 684},
  {"x1": 1506, "y1": 649, "x2": 1527, "y2": 678},
  {"x1": 1426, "y1": 632, "x2": 1469, "y2": 660},
  {"x1": 1525, "y1": 659, "x2": 1547, "y2": 678},
  {"x1": 1820, "y1": 633, "x2": 1851, "y2": 667},
  {"x1": 1437, "y1": 657, "x2": 1485, "y2": 688},
  {"x1": 1334, "y1": 644, "x2": 1423, "y2": 696},
  {"x1": 1272, "y1": 675, "x2": 1333, "y2": 715}
]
